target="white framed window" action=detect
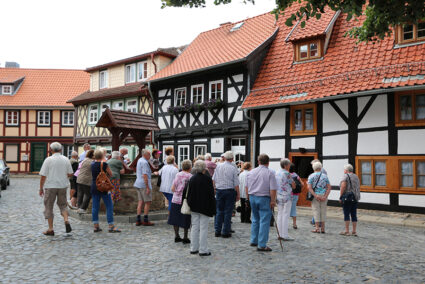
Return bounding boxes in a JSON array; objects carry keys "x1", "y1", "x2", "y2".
[
  {"x1": 178, "y1": 145, "x2": 190, "y2": 168},
  {"x1": 191, "y1": 84, "x2": 204, "y2": 104},
  {"x1": 5, "y1": 111, "x2": 19, "y2": 126},
  {"x1": 88, "y1": 105, "x2": 99, "y2": 124},
  {"x1": 125, "y1": 64, "x2": 136, "y2": 83},
  {"x1": 194, "y1": 145, "x2": 207, "y2": 157},
  {"x1": 5, "y1": 144, "x2": 19, "y2": 163},
  {"x1": 62, "y1": 111, "x2": 74, "y2": 126},
  {"x1": 99, "y1": 70, "x2": 108, "y2": 89},
  {"x1": 231, "y1": 138, "x2": 246, "y2": 147},
  {"x1": 2, "y1": 85, "x2": 13, "y2": 94},
  {"x1": 37, "y1": 111, "x2": 51, "y2": 126},
  {"x1": 113, "y1": 101, "x2": 124, "y2": 111},
  {"x1": 126, "y1": 99, "x2": 138, "y2": 113},
  {"x1": 62, "y1": 145, "x2": 74, "y2": 158},
  {"x1": 101, "y1": 102, "x2": 110, "y2": 113},
  {"x1": 175, "y1": 88, "x2": 187, "y2": 106},
  {"x1": 137, "y1": 61, "x2": 148, "y2": 81},
  {"x1": 209, "y1": 80, "x2": 223, "y2": 100}
]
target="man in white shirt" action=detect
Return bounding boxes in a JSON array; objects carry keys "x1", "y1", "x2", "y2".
[
  {"x1": 79, "y1": 143, "x2": 91, "y2": 161},
  {"x1": 39, "y1": 142, "x2": 74, "y2": 236}
]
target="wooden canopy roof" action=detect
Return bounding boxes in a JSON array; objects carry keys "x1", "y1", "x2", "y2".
[{"x1": 96, "y1": 109, "x2": 160, "y2": 131}]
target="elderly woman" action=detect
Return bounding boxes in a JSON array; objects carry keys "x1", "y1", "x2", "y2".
[
  {"x1": 107, "y1": 151, "x2": 125, "y2": 203},
  {"x1": 289, "y1": 163, "x2": 303, "y2": 229},
  {"x1": 275, "y1": 158, "x2": 295, "y2": 241},
  {"x1": 76, "y1": 149, "x2": 94, "y2": 214},
  {"x1": 160, "y1": 156, "x2": 179, "y2": 211},
  {"x1": 339, "y1": 164, "x2": 361, "y2": 236},
  {"x1": 69, "y1": 151, "x2": 79, "y2": 209},
  {"x1": 168, "y1": 159, "x2": 192, "y2": 243},
  {"x1": 187, "y1": 160, "x2": 216, "y2": 256},
  {"x1": 308, "y1": 161, "x2": 331, "y2": 234},
  {"x1": 91, "y1": 149, "x2": 121, "y2": 233},
  {"x1": 239, "y1": 162, "x2": 252, "y2": 223}
]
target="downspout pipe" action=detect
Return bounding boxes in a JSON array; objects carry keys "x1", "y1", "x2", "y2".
[
  {"x1": 147, "y1": 81, "x2": 155, "y2": 146},
  {"x1": 151, "y1": 53, "x2": 158, "y2": 74},
  {"x1": 242, "y1": 73, "x2": 256, "y2": 165}
]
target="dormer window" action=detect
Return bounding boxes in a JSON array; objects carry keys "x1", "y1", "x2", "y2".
[
  {"x1": 296, "y1": 40, "x2": 321, "y2": 62},
  {"x1": 99, "y1": 70, "x2": 108, "y2": 89},
  {"x1": 2, "y1": 85, "x2": 13, "y2": 94},
  {"x1": 125, "y1": 64, "x2": 136, "y2": 83},
  {"x1": 396, "y1": 22, "x2": 425, "y2": 44}
]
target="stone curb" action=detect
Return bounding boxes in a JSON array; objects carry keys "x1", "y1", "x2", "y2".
[{"x1": 69, "y1": 209, "x2": 169, "y2": 223}]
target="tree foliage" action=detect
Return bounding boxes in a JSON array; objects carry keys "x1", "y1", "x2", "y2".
[{"x1": 161, "y1": 0, "x2": 425, "y2": 42}]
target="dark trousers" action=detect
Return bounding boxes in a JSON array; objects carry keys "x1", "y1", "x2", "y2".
[
  {"x1": 240, "y1": 198, "x2": 251, "y2": 223},
  {"x1": 343, "y1": 202, "x2": 358, "y2": 222},
  {"x1": 215, "y1": 189, "x2": 236, "y2": 235},
  {"x1": 77, "y1": 184, "x2": 92, "y2": 210}
]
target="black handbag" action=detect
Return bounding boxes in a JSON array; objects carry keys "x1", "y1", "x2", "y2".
[
  {"x1": 340, "y1": 174, "x2": 356, "y2": 204},
  {"x1": 307, "y1": 173, "x2": 322, "y2": 201}
]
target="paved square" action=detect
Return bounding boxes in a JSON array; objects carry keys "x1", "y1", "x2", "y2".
[{"x1": 0, "y1": 178, "x2": 424, "y2": 283}]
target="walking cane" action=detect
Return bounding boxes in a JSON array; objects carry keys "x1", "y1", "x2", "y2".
[{"x1": 271, "y1": 209, "x2": 284, "y2": 252}]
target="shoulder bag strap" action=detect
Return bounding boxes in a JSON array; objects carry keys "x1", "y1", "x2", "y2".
[
  {"x1": 346, "y1": 173, "x2": 353, "y2": 192},
  {"x1": 313, "y1": 173, "x2": 322, "y2": 192}
]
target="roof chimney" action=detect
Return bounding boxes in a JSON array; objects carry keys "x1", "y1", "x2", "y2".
[{"x1": 5, "y1": 62, "x2": 20, "y2": 68}]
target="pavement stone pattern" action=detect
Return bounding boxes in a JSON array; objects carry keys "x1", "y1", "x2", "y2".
[{"x1": 1, "y1": 177, "x2": 425, "y2": 283}]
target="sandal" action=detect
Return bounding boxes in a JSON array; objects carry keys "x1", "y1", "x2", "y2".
[
  {"x1": 108, "y1": 226, "x2": 121, "y2": 233},
  {"x1": 94, "y1": 227, "x2": 102, "y2": 233},
  {"x1": 293, "y1": 225, "x2": 298, "y2": 230},
  {"x1": 352, "y1": 232, "x2": 358, "y2": 237},
  {"x1": 257, "y1": 246, "x2": 272, "y2": 252},
  {"x1": 43, "y1": 230, "x2": 54, "y2": 236},
  {"x1": 340, "y1": 231, "x2": 350, "y2": 236},
  {"x1": 311, "y1": 229, "x2": 320, "y2": 233},
  {"x1": 321, "y1": 231, "x2": 326, "y2": 234}
]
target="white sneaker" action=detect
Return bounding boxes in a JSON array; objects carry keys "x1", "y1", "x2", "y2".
[
  {"x1": 77, "y1": 208, "x2": 87, "y2": 214},
  {"x1": 68, "y1": 202, "x2": 78, "y2": 210},
  {"x1": 282, "y1": 237, "x2": 295, "y2": 241}
]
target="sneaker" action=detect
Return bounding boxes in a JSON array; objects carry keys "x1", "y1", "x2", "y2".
[
  {"x1": 65, "y1": 222, "x2": 72, "y2": 233},
  {"x1": 77, "y1": 209, "x2": 87, "y2": 214},
  {"x1": 68, "y1": 202, "x2": 77, "y2": 210},
  {"x1": 199, "y1": 252, "x2": 211, "y2": 256},
  {"x1": 221, "y1": 234, "x2": 232, "y2": 238},
  {"x1": 182, "y1": 238, "x2": 191, "y2": 244},
  {"x1": 175, "y1": 236, "x2": 183, "y2": 243}
]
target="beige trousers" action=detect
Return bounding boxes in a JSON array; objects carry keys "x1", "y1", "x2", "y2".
[
  {"x1": 43, "y1": 188, "x2": 68, "y2": 219},
  {"x1": 311, "y1": 197, "x2": 328, "y2": 223}
]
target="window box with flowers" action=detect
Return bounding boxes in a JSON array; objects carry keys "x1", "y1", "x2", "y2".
[{"x1": 168, "y1": 99, "x2": 223, "y2": 114}]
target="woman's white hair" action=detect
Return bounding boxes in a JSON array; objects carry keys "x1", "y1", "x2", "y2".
[
  {"x1": 181, "y1": 159, "x2": 192, "y2": 171},
  {"x1": 312, "y1": 161, "x2": 323, "y2": 171},
  {"x1": 50, "y1": 142, "x2": 62, "y2": 152},
  {"x1": 280, "y1": 158, "x2": 291, "y2": 169},
  {"x1": 344, "y1": 164, "x2": 354, "y2": 172},
  {"x1": 193, "y1": 160, "x2": 206, "y2": 174},
  {"x1": 205, "y1": 153, "x2": 212, "y2": 160},
  {"x1": 71, "y1": 151, "x2": 78, "y2": 157},
  {"x1": 223, "y1": 151, "x2": 234, "y2": 160},
  {"x1": 111, "y1": 151, "x2": 120, "y2": 159}
]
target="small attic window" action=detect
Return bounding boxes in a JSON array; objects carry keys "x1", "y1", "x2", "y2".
[
  {"x1": 295, "y1": 40, "x2": 322, "y2": 62},
  {"x1": 2, "y1": 85, "x2": 13, "y2": 95},
  {"x1": 230, "y1": 22, "x2": 244, "y2": 32}
]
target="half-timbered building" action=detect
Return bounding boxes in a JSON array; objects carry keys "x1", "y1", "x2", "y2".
[
  {"x1": 149, "y1": 13, "x2": 278, "y2": 166},
  {"x1": 242, "y1": 6, "x2": 425, "y2": 212},
  {"x1": 68, "y1": 48, "x2": 183, "y2": 159},
  {"x1": 0, "y1": 67, "x2": 89, "y2": 173}
]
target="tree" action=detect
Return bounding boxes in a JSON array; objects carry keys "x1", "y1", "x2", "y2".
[{"x1": 161, "y1": 0, "x2": 425, "y2": 42}]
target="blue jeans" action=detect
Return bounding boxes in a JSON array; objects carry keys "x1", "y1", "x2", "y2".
[
  {"x1": 343, "y1": 202, "x2": 358, "y2": 222},
  {"x1": 290, "y1": 195, "x2": 299, "y2": 217},
  {"x1": 215, "y1": 189, "x2": 236, "y2": 235},
  {"x1": 162, "y1": 192, "x2": 173, "y2": 211},
  {"x1": 92, "y1": 193, "x2": 114, "y2": 225},
  {"x1": 249, "y1": 195, "x2": 272, "y2": 248}
]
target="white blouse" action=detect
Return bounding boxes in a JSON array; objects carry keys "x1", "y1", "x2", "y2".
[
  {"x1": 238, "y1": 170, "x2": 250, "y2": 199},
  {"x1": 159, "y1": 164, "x2": 179, "y2": 194}
]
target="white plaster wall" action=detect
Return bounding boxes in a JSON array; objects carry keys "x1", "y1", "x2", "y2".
[
  {"x1": 358, "y1": 95, "x2": 388, "y2": 129},
  {"x1": 162, "y1": 98, "x2": 171, "y2": 111},
  {"x1": 232, "y1": 74, "x2": 243, "y2": 83},
  {"x1": 227, "y1": 87, "x2": 239, "y2": 103},
  {"x1": 269, "y1": 161, "x2": 280, "y2": 172},
  {"x1": 218, "y1": 110, "x2": 224, "y2": 123},
  {"x1": 358, "y1": 192, "x2": 390, "y2": 205},
  {"x1": 158, "y1": 117, "x2": 167, "y2": 129},
  {"x1": 323, "y1": 134, "x2": 348, "y2": 156},
  {"x1": 232, "y1": 109, "x2": 243, "y2": 122},
  {"x1": 260, "y1": 110, "x2": 270, "y2": 126},
  {"x1": 323, "y1": 102, "x2": 348, "y2": 132},
  {"x1": 328, "y1": 190, "x2": 341, "y2": 201},
  {"x1": 260, "y1": 139, "x2": 285, "y2": 158},
  {"x1": 357, "y1": 131, "x2": 389, "y2": 155},
  {"x1": 211, "y1": 137, "x2": 224, "y2": 153},
  {"x1": 399, "y1": 195, "x2": 425, "y2": 207},
  {"x1": 158, "y1": 89, "x2": 168, "y2": 98},
  {"x1": 291, "y1": 137, "x2": 315, "y2": 149},
  {"x1": 194, "y1": 138, "x2": 207, "y2": 142},
  {"x1": 260, "y1": 109, "x2": 285, "y2": 137},
  {"x1": 398, "y1": 129, "x2": 425, "y2": 154},
  {"x1": 322, "y1": 159, "x2": 348, "y2": 185}
]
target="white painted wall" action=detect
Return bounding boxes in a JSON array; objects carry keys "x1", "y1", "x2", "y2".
[
  {"x1": 291, "y1": 137, "x2": 315, "y2": 149},
  {"x1": 323, "y1": 101, "x2": 348, "y2": 132},
  {"x1": 232, "y1": 109, "x2": 243, "y2": 122},
  {"x1": 194, "y1": 138, "x2": 208, "y2": 142},
  {"x1": 259, "y1": 139, "x2": 285, "y2": 158},
  {"x1": 260, "y1": 110, "x2": 270, "y2": 126},
  {"x1": 358, "y1": 95, "x2": 388, "y2": 129},
  {"x1": 158, "y1": 89, "x2": 168, "y2": 98},
  {"x1": 269, "y1": 161, "x2": 280, "y2": 172},
  {"x1": 357, "y1": 131, "x2": 389, "y2": 155},
  {"x1": 232, "y1": 74, "x2": 243, "y2": 83},
  {"x1": 162, "y1": 98, "x2": 171, "y2": 111},
  {"x1": 227, "y1": 87, "x2": 239, "y2": 103},
  {"x1": 359, "y1": 192, "x2": 390, "y2": 204},
  {"x1": 328, "y1": 190, "x2": 341, "y2": 201},
  {"x1": 211, "y1": 137, "x2": 224, "y2": 153},
  {"x1": 398, "y1": 129, "x2": 425, "y2": 154},
  {"x1": 323, "y1": 134, "x2": 348, "y2": 156},
  {"x1": 322, "y1": 158, "x2": 348, "y2": 185},
  {"x1": 260, "y1": 108, "x2": 285, "y2": 137},
  {"x1": 158, "y1": 117, "x2": 167, "y2": 129},
  {"x1": 399, "y1": 194, "x2": 425, "y2": 207}
]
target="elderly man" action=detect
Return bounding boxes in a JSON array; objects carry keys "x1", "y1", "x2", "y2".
[
  {"x1": 134, "y1": 149, "x2": 154, "y2": 226},
  {"x1": 39, "y1": 142, "x2": 74, "y2": 236},
  {"x1": 212, "y1": 151, "x2": 240, "y2": 238},
  {"x1": 246, "y1": 154, "x2": 278, "y2": 252},
  {"x1": 79, "y1": 143, "x2": 91, "y2": 161},
  {"x1": 205, "y1": 153, "x2": 217, "y2": 177}
]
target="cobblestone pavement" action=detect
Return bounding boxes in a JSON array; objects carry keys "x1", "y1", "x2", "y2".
[{"x1": 1, "y1": 178, "x2": 424, "y2": 283}]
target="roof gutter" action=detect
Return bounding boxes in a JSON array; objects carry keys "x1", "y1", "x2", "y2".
[{"x1": 242, "y1": 84, "x2": 425, "y2": 110}]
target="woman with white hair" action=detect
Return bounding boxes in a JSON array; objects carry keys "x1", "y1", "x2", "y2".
[
  {"x1": 308, "y1": 161, "x2": 331, "y2": 233},
  {"x1": 187, "y1": 160, "x2": 216, "y2": 256},
  {"x1": 339, "y1": 164, "x2": 361, "y2": 236},
  {"x1": 275, "y1": 158, "x2": 295, "y2": 241},
  {"x1": 107, "y1": 151, "x2": 125, "y2": 202},
  {"x1": 160, "y1": 155, "x2": 179, "y2": 211}
]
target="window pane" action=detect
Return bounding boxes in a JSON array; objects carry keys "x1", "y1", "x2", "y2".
[
  {"x1": 5, "y1": 145, "x2": 18, "y2": 162},
  {"x1": 402, "y1": 176, "x2": 414, "y2": 187},
  {"x1": 294, "y1": 110, "x2": 302, "y2": 130},
  {"x1": 375, "y1": 175, "x2": 386, "y2": 186},
  {"x1": 375, "y1": 161, "x2": 386, "y2": 174},
  {"x1": 418, "y1": 176, "x2": 425, "y2": 188},
  {"x1": 310, "y1": 43, "x2": 318, "y2": 57},
  {"x1": 403, "y1": 24, "x2": 414, "y2": 40},
  {"x1": 305, "y1": 109, "x2": 314, "y2": 130},
  {"x1": 300, "y1": 45, "x2": 308, "y2": 58},
  {"x1": 400, "y1": 95, "x2": 412, "y2": 120},
  {"x1": 375, "y1": 161, "x2": 386, "y2": 186},
  {"x1": 416, "y1": 95, "x2": 425, "y2": 120},
  {"x1": 417, "y1": 161, "x2": 425, "y2": 174},
  {"x1": 361, "y1": 161, "x2": 372, "y2": 174},
  {"x1": 417, "y1": 22, "x2": 425, "y2": 38},
  {"x1": 401, "y1": 162, "x2": 413, "y2": 187},
  {"x1": 361, "y1": 174, "x2": 372, "y2": 186}
]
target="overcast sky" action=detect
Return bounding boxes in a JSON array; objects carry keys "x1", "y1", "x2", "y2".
[{"x1": 0, "y1": 0, "x2": 276, "y2": 70}]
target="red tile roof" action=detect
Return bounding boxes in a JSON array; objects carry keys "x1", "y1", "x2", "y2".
[
  {"x1": 149, "y1": 12, "x2": 278, "y2": 81},
  {"x1": 0, "y1": 68, "x2": 90, "y2": 107},
  {"x1": 242, "y1": 5, "x2": 425, "y2": 109}
]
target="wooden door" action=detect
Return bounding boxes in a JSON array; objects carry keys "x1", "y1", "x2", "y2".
[
  {"x1": 31, "y1": 143, "x2": 47, "y2": 172},
  {"x1": 289, "y1": 152, "x2": 318, "y2": 207}
]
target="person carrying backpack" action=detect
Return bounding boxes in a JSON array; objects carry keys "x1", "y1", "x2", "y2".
[
  {"x1": 339, "y1": 164, "x2": 361, "y2": 236},
  {"x1": 289, "y1": 163, "x2": 303, "y2": 229}
]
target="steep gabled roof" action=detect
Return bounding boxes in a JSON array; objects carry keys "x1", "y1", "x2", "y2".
[
  {"x1": 242, "y1": 4, "x2": 425, "y2": 109},
  {"x1": 149, "y1": 12, "x2": 278, "y2": 82},
  {"x1": 0, "y1": 68, "x2": 90, "y2": 107}
]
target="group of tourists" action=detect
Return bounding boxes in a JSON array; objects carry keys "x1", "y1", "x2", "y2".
[{"x1": 39, "y1": 142, "x2": 361, "y2": 255}]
